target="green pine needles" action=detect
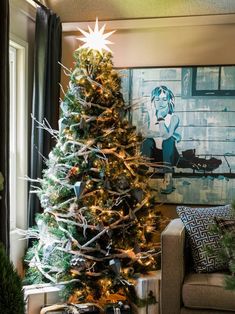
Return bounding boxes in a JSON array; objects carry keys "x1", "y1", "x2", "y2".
[
  {"x1": 207, "y1": 203, "x2": 235, "y2": 291},
  {"x1": 218, "y1": 204, "x2": 235, "y2": 291},
  {"x1": 24, "y1": 47, "x2": 166, "y2": 308},
  {"x1": 0, "y1": 243, "x2": 25, "y2": 314}
]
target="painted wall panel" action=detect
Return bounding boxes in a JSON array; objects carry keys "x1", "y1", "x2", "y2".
[{"x1": 122, "y1": 66, "x2": 235, "y2": 204}]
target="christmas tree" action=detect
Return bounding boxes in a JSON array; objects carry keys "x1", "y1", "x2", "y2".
[{"x1": 25, "y1": 20, "x2": 165, "y2": 309}]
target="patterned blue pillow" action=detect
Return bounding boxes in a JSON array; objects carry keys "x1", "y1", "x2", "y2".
[{"x1": 177, "y1": 205, "x2": 232, "y2": 273}]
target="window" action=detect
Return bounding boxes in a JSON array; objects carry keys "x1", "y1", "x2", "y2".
[
  {"x1": 192, "y1": 66, "x2": 235, "y2": 96},
  {"x1": 9, "y1": 46, "x2": 17, "y2": 230},
  {"x1": 9, "y1": 36, "x2": 28, "y2": 269},
  {"x1": 9, "y1": 37, "x2": 28, "y2": 231}
]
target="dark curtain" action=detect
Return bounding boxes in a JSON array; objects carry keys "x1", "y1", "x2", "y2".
[
  {"x1": 28, "y1": 7, "x2": 62, "y2": 227},
  {"x1": 0, "y1": 0, "x2": 9, "y2": 253}
]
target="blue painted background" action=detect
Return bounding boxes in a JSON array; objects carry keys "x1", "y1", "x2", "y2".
[{"x1": 120, "y1": 67, "x2": 235, "y2": 204}]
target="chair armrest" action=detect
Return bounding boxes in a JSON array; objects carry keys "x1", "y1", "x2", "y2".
[{"x1": 160, "y1": 218, "x2": 186, "y2": 314}]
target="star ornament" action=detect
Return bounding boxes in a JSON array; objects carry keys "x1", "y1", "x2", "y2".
[{"x1": 77, "y1": 18, "x2": 115, "y2": 54}]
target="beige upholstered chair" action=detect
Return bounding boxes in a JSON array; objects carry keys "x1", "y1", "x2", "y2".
[{"x1": 161, "y1": 219, "x2": 235, "y2": 314}]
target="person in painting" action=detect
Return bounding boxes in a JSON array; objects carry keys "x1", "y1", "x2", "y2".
[
  {"x1": 152, "y1": 85, "x2": 181, "y2": 168},
  {"x1": 142, "y1": 85, "x2": 222, "y2": 194},
  {"x1": 142, "y1": 85, "x2": 180, "y2": 193},
  {"x1": 142, "y1": 86, "x2": 181, "y2": 167}
]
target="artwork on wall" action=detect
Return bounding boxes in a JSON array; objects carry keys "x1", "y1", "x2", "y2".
[{"x1": 120, "y1": 66, "x2": 235, "y2": 205}]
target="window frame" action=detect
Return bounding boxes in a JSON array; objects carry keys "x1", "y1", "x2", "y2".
[
  {"x1": 9, "y1": 35, "x2": 28, "y2": 232},
  {"x1": 9, "y1": 45, "x2": 17, "y2": 231},
  {"x1": 192, "y1": 66, "x2": 235, "y2": 96}
]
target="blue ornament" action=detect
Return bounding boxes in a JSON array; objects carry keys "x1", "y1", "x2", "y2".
[{"x1": 74, "y1": 181, "x2": 85, "y2": 198}]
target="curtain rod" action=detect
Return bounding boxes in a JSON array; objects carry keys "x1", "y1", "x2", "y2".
[{"x1": 32, "y1": 0, "x2": 49, "y2": 10}]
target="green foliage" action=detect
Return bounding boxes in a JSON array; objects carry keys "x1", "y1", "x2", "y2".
[
  {"x1": 0, "y1": 243, "x2": 25, "y2": 314},
  {"x1": 208, "y1": 206, "x2": 235, "y2": 291},
  {"x1": 24, "y1": 47, "x2": 165, "y2": 307},
  {"x1": 24, "y1": 266, "x2": 44, "y2": 285},
  {"x1": 225, "y1": 275, "x2": 235, "y2": 290},
  {"x1": 24, "y1": 242, "x2": 44, "y2": 285},
  {"x1": 222, "y1": 228, "x2": 235, "y2": 290}
]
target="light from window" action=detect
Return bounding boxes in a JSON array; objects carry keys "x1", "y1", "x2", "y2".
[
  {"x1": 9, "y1": 38, "x2": 28, "y2": 232},
  {"x1": 9, "y1": 37, "x2": 28, "y2": 271},
  {"x1": 9, "y1": 46, "x2": 17, "y2": 231}
]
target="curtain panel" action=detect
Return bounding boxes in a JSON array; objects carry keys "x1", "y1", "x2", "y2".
[
  {"x1": 28, "y1": 7, "x2": 62, "y2": 227},
  {"x1": 0, "y1": 0, "x2": 9, "y2": 252}
]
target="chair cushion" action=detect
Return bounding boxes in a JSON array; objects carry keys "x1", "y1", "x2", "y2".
[
  {"x1": 177, "y1": 205, "x2": 232, "y2": 272},
  {"x1": 182, "y1": 272, "x2": 235, "y2": 311}
]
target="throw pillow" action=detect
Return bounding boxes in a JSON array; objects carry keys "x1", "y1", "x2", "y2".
[{"x1": 176, "y1": 205, "x2": 232, "y2": 273}]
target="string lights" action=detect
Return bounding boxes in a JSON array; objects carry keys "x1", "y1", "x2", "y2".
[{"x1": 24, "y1": 19, "x2": 166, "y2": 310}]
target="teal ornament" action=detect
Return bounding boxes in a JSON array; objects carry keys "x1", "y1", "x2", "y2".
[
  {"x1": 60, "y1": 101, "x2": 69, "y2": 114},
  {"x1": 104, "y1": 179, "x2": 111, "y2": 189},
  {"x1": 131, "y1": 188, "x2": 144, "y2": 202},
  {"x1": 129, "y1": 208, "x2": 137, "y2": 220},
  {"x1": 97, "y1": 222, "x2": 105, "y2": 232},
  {"x1": 106, "y1": 229, "x2": 113, "y2": 238},
  {"x1": 74, "y1": 181, "x2": 85, "y2": 198},
  {"x1": 109, "y1": 258, "x2": 121, "y2": 275},
  {"x1": 79, "y1": 117, "x2": 86, "y2": 130},
  {"x1": 58, "y1": 117, "x2": 68, "y2": 134},
  {"x1": 42, "y1": 245, "x2": 54, "y2": 263}
]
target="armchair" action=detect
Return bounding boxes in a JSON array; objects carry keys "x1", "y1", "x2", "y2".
[{"x1": 161, "y1": 219, "x2": 235, "y2": 314}]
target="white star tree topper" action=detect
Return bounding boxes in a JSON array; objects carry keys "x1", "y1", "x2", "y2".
[{"x1": 77, "y1": 18, "x2": 115, "y2": 54}]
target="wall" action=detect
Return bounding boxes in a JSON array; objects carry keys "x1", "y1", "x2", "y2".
[
  {"x1": 61, "y1": 14, "x2": 235, "y2": 87},
  {"x1": 61, "y1": 14, "x2": 235, "y2": 218},
  {"x1": 9, "y1": 0, "x2": 36, "y2": 273}
]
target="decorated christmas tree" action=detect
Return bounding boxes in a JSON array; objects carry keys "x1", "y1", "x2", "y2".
[{"x1": 25, "y1": 20, "x2": 165, "y2": 309}]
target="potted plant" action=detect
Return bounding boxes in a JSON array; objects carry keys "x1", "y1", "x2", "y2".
[{"x1": 0, "y1": 242, "x2": 25, "y2": 314}]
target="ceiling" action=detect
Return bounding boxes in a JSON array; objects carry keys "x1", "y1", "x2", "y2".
[{"x1": 43, "y1": 0, "x2": 235, "y2": 23}]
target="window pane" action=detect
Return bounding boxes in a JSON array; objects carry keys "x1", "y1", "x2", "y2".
[
  {"x1": 9, "y1": 46, "x2": 17, "y2": 231},
  {"x1": 196, "y1": 67, "x2": 219, "y2": 90},
  {"x1": 220, "y1": 66, "x2": 235, "y2": 90}
]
